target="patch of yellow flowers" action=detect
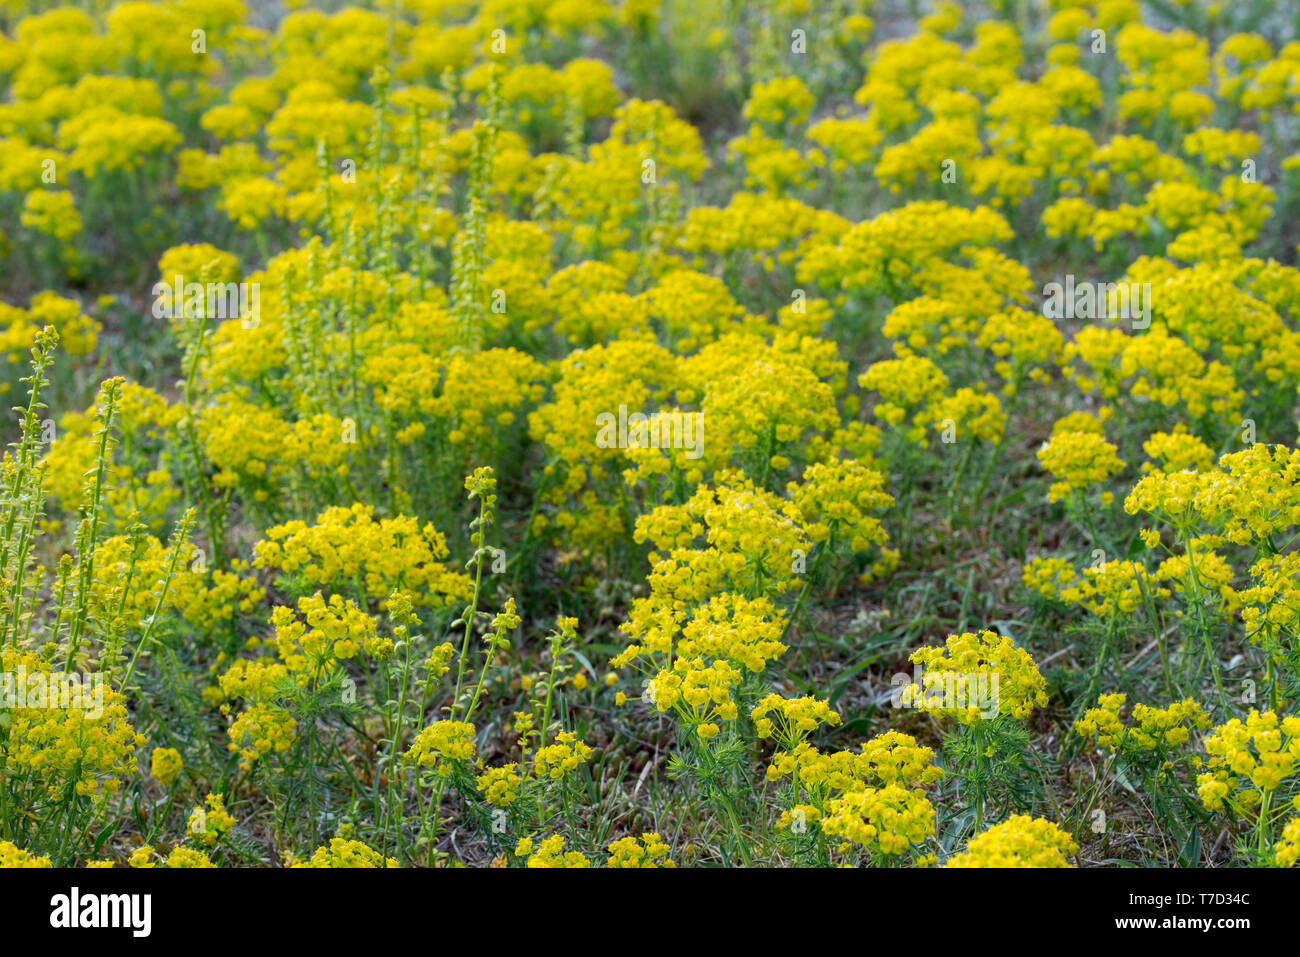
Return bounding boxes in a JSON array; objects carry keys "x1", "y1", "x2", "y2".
[{"x1": 3, "y1": 0, "x2": 1300, "y2": 872}]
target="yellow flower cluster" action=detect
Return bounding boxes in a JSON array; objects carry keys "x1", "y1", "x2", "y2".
[
  {"x1": 945, "y1": 816, "x2": 1078, "y2": 868},
  {"x1": 607, "y1": 833, "x2": 675, "y2": 868},
  {"x1": 0, "y1": 842, "x2": 52, "y2": 868},
  {"x1": 289, "y1": 838, "x2": 399, "y2": 869},
  {"x1": 270, "y1": 593, "x2": 383, "y2": 666},
  {"x1": 43, "y1": 386, "x2": 181, "y2": 533},
  {"x1": 406, "y1": 721, "x2": 478, "y2": 777},
  {"x1": 799, "y1": 202, "x2": 1012, "y2": 300},
  {"x1": 1037, "y1": 431, "x2": 1125, "y2": 504},
  {"x1": 0, "y1": 292, "x2": 99, "y2": 368},
  {"x1": 1, "y1": 649, "x2": 144, "y2": 802},
  {"x1": 1276, "y1": 812, "x2": 1300, "y2": 868},
  {"x1": 616, "y1": 481, "x2": 808, "y2": 671},
  {"x1": 88, "y1": 534, "x2": 263, "y2": 636},
  {"x1": 902, "y1": 630, "x2": 1047, "y2": 723},
  {"x1": 533, "y1": 731, "x2": 594, "y2": 781},
  {"x1": 254, "y1": 504, "x2": 472, "y2": 609},
  {"x1": 150, "y1": 748, "x2": 183, "y2": 788},
  {"x1": 1052, "y1": 559, "x2": 1168, "y2": 618},
  {"x1": 751, "y1": 694, "x2": 842, "y2": 747},
  {"x1": 225, "y1": 703, "x2": 297, "y2": 771},
  {"x1": 773, "y1": 732, "x2": 943, "y2": 789},
  {"x1": 1075, "y1": 693, "x2": 1211, "y2": 753},
  {"x1": 519, "y1": 835, "x2": 590, "y2": 869},
  {"x1": 788, "y1": 458, "x2": 895, "y2": 559},
  {"x1": 1156, "y1": 542, "x2": 1240, "y2": 618},
  {"x1": 821, "y1": 783, "x2": 937, "y2": 858},
  {"x1": 187, "y1": 793, "x2": 236, "y2": 848},
  {"x1": 476, "y1": 764, "x2": 522, "y2": 808},
  {"x1": 1198, "y1": 711, "x2": 1300, "y2": 813},
  {"x1": 1142, "y1": 429, "x2": 1215, "y2": 474},
  {"x1": 162, "y1": 847, "x2": 213, "y2": 868}
]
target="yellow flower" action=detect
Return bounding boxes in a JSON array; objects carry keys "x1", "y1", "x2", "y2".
[
  {"x1": 0, "y1": 842, "x2": 52, "y2": 868},
  {"x1": 150, "y1": 748, "x2": 183, "y2": 788},
  {"x1": 187, "y1": 793, "x2": 236, "y2": 848},
  {"x1": 1075, "y1": 693, "x2": 1211, "y2": 753},
  {"x1": 902, "y1": 630, "x2": 1048, "y2": 723},
  {"x1": 406, "y1": 721, "x2": 478, "y2": 777},
  {"x1": 946, "y1": 816, "x2": 1078, "y2": 867},
  {"x1": 21, "y1": 190, "x2": 82, "y2": 241},
  {"x1": 524, "y1": 835, "x2": 590, "y2": 868},
  {"x1": 533, "y1": 731, "x2": 594, "y2": 781},
  {"x1": 1, "y1": 648, "x2": 144, "y2": 802},
  {"x1": 165, "y1": 847, "x2": 216, "y2": 868},
  {"x1": 821, "y1": 784, "x2": 937, "y2": 858},
  {"x1": 1198, "y1": 711, "x2": 1300, "y2": 813},
  {"x1": 1037, "y1": 431, "x2": 1125, "y2": 503},
  {"x1": 607, "y1": 833, "x2": 675, "y2": 868},
  {"x1": 477, "y1": 764, "x2": 523, "y2": 808},
  {"x1": 291, "y1": 838, "x2": 399, "y2": 868}
]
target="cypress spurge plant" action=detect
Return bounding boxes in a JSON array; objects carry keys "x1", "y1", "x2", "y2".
[
  {"x1": 899, "y1": 629, "x2": 1049, "y2": 837},
  {"x1": 0, "y1": 332, "x2": 170, "y2": 864},
  {"x1": 1, "y1": 327, "x2": 59, "y2": 652},
  {"x1": 398, "y1": 466, "x2": 600, "y2": 865},
  {"x1": 1074, "y1": 693, "x2": 1213, "y2": 865},
  {"x1": 1195, "y1": 709, "x2": 1300, "y2": 867}
]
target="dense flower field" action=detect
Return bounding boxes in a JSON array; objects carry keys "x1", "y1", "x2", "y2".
[{"x1": 0, "y1": 0, "x2": 1298, "y2": 870}]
